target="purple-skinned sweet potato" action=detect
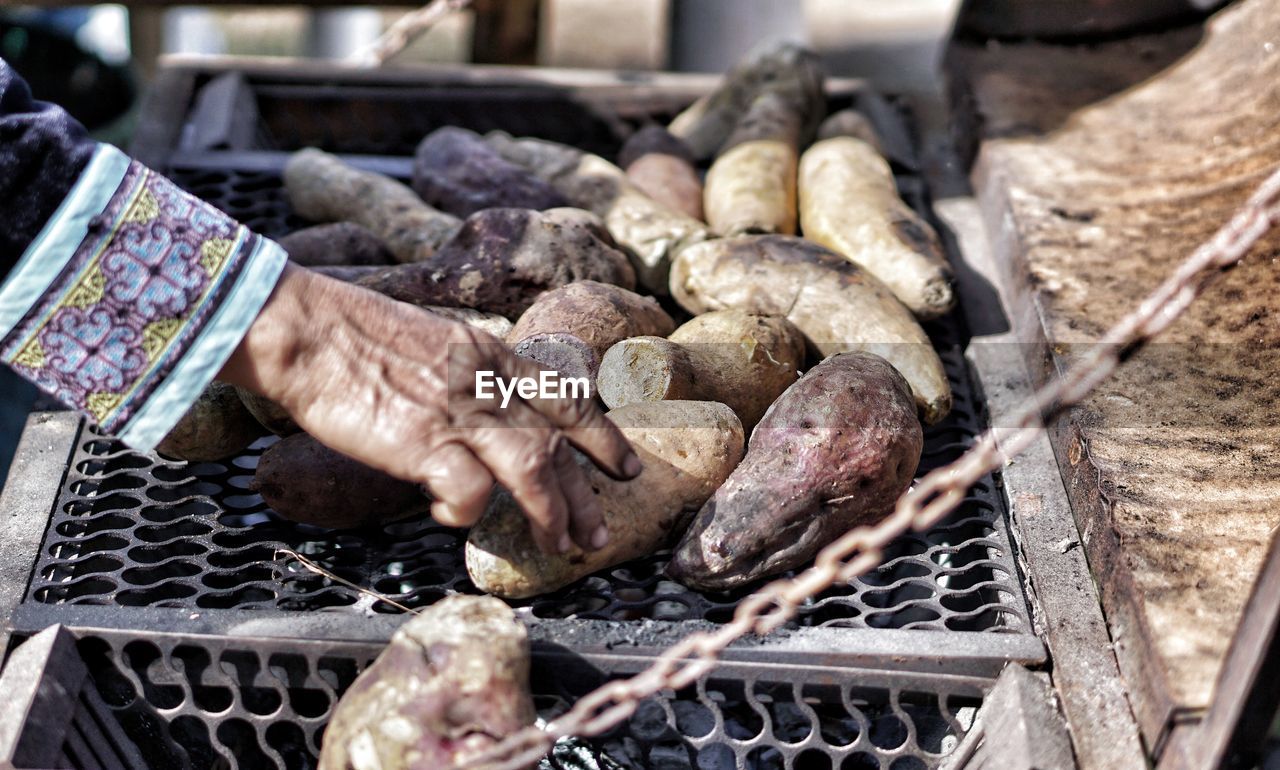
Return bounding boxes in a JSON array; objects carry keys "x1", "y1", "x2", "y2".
[
  {"x1": 278, "y1": 222, "x2": 395, "y2": 267},
  {"x1": 317, "y1": 595, "x2": 537, "y2": 770},
  {"x1": 666, "y1": 352, "x2": 922, "y2": 590},
  {"x1": 507, "y1": 280, "x2": 674, "y2": 386},
  {"x1": 252, "y1": 434, "x2": 428, "y2": 529},
  {"x1": 413, "y1": 126, "x2": 568, "y2": 217}
]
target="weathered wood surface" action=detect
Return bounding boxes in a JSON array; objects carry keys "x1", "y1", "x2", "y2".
[{"x1": 950, "y1": 0, "x2": 1280, "y2": 753}]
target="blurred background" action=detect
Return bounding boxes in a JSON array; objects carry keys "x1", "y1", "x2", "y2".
[{"x1": 0, "y1": 0, "x2": 962, "y2": 480}]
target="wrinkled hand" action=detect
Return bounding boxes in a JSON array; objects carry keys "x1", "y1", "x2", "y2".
[{"x1": 221, "y1": 264, "x2": 640, "y2": 554}]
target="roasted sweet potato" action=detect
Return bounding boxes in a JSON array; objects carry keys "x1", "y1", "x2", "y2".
[
  {"x1": 413, "y1": 126, "x2": 569, "y2": 217},
  {"x1": 156, "y1": 381, "x2": 264, "y2": 462},
  {"x1": 704, "y1": 91, "x2": 803, "y2": 237},
  {"x1": 466, "y1": 401, "x2": 744, "y2": 599},
  {"x1": 318, "y1": 595, "x2": 537, "y2": 770},
  {"x1": 278, "y1": 222, "x2": 395, "y2": 267},
  {"x1": 347, "y1": 207, "x2": 635, "y2": 318},
  {"x1": 252, "y1": 434, "x2": 427, "y2": 529},
  {"x1": 799, "y1": 128, "x2": 954, "y2": 319},
  {"x1": 507, "y1": 281, "x2": 674, "y2": 385},
  {"x1": 284, "y1": 148, "x2": 462, "y2": 264},
  {"x1": 597, "y1": 310, "x2": 804, "y2": 431},
  {"x1": 669, "y1": 234, "x2": 951, "y2": 424},
  {"x1": 236, "y1": 387, "x2": 299, "y2": 437},
  {"x1": 485, "y1": 132, "x2": 709, "y2": 294},
  {"x1": 668, "y1": 42, "x2": 825, "y2": 160},
  {"x1": 667, "y1": 353, "x2": 922, "y2": 590},
  {"x1": 617, "y1": 126, "x2": 704, "y2": 221}
]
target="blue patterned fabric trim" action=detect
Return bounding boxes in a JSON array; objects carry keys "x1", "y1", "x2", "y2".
[
  {"x1": 120, "y1": 236, "x2": 286, "y2": 448},
  {"x1": 0, "y1": 144, "x2": 129, "y2": 337},
  {"x1": 0, "y1": 145, "x2": 287, "y2": 449}
]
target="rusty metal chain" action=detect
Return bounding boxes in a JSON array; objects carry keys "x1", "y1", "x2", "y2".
[
  {"x1": 466, "y1": 165, "x2": 1280, "y2": 770},
  {"x1": 350, "y1": 0, "x2": 473, "y2": 67}
]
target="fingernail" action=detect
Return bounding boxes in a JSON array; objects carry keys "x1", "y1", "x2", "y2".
[
  {"x1": 558, "y1": 533, "x2": 573, "y2": 554},
  {"x1": 624, "y1": 452, "x2": 643, "y2": 477},
  {"x1": 591, "y1": 525, "x2": 610, "y2": 549}
]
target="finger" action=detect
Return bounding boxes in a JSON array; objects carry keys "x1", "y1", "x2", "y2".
[
  {"x1": 418, "y1": 442, "x2": 495, "y2": 528},
  {"x1": 500, "y1": 355, "x2": 642, "y2": 481},
  {"x1": 466, "y1": 416, "x2": 572, "y2": 555},
  {"x1": 554, "y1": 441, "x2": 609, "y2": 551}
]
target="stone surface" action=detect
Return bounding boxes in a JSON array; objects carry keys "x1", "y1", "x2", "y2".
[{"x1": 951, "y1": 0, "x2": 1280, "y2": 748}]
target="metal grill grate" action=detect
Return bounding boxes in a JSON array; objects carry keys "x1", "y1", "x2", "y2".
[
  {"x1": 52, "y1": 628, "x2": 982, "y2": 770},
  {"x1": 25, "y1": 313, "x2": 1027, "y2": 636}
]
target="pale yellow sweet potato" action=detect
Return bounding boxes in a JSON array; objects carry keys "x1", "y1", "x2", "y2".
[
  {"x1": 596, "y1": 310, "x2": 804, "y2": 431},
  {"x1": 465, "y1": 401, "x2": 744, "y2": 599},
  {"x1": 704, "y1": 91, "x2": 802, "y2": 236},
  {"x1": 669, "y1": 235, "x2": 951, "y2": 424},
  {"x1": 799, "y1": 133, "x2": 954, "y2": 319}
]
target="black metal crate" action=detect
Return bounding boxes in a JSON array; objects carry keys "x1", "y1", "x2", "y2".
[{"x1": 0, "y1": 61, "x2": 1044, "y2": 770}]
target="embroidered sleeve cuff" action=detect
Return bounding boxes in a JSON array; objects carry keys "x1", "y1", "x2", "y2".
[{"x1": 0, "y1": 144, "x2": 288, "y2": 450}]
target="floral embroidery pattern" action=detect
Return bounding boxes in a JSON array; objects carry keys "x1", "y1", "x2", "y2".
[{"x1": 1, "y1": 162, "x2": 261, "y2": 433}]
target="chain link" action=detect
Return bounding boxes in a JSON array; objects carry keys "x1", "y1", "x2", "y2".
[{"x1": 464, "y1": 165, "x2": 1280, "y2": 770}]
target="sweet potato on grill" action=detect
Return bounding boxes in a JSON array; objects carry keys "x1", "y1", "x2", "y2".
[
  {"x1": 507, "y1": 280, "x2": 674, "y2": 386},
  {"x1": 668, "y1": 42, "x2": 825, "y2": 160},
  {"x1": 466, "y1": 401, "x2": 744, "y2": 599},
  {"x1": 669, "y1": 234, "x2": 951, "y2": 424},
  {"x1": 156, "y1": 381, "x2": 264, "y2": 462},
  {"x1": 597, "y1": 310, "x2": 804, "y2": 431},
  {"x1": 667, "y1": 352, "x2": 922, "y2": 590},
  {"x1": 344, "y1": 207, "x2": 635, "y2": 318},
  {"x1": 318, "y1": 595, "x2": 537, "y2": 770},
  {"x1": 704, "y1": 91, "x2": 803, "y2": 237},
  {"x1": 236, "y1": 387, "x2": 299, "y2": 437},
  {"x1": 278, "y1": 222, "x2": 395, "y2": 268},
  {"x1": 799, "y1": 125, "x2": 954, "y2": 319},
  {"x1": 413, "y1": 126, "x2": 569, "y2": 217},
  {"x1": 485, "y1": 132, "x2": 709, "y2": 294},
  {"x1": 284, "y1": 148, "x2": 462, "y2": 264},
  {"x1": 617, "y1": 126, "x2": 704, "y2": 221},
  {"x1": 253, "y1": 434, "x2": 427, "y2": 529}
]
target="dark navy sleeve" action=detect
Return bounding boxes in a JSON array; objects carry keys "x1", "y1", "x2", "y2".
[{"x1": 0, "y1": 57, "x2": 96, "y2": 279}]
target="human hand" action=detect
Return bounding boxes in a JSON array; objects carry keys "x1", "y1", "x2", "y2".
[{"x1": 221, "y1": 263, "x2": 641, "y2": 554}]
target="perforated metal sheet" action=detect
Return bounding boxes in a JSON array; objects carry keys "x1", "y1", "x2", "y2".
[
  {"x1": 60, "y1": 628, "x2": 982, "y2": 770},
  {"x1": 25, "y1": 311, "x2": 1027, "y2": 637}
]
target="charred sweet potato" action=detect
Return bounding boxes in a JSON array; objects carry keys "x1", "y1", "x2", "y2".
[
  {"x1": 252, "y1": 434, "x2": 427, "y2": 529},
  {"x1": 413, "y1": 126, "x2": 568, "y2": 217},
  {"x1": 348, "y1": 207, "x2": 635, "y2": 318},
  {"x1": 156, "y1": 381, "x2": 264, "y2": 462},
  {"x1": 667, "y1": 353, "x2": 922, "y2": 590},
  {"x1": 278, "y1": 222, "x2": 395, "y2": 268},
  {"x1": 284, "y1": 148, "x2": 462, "y2": 264},
  {"x1": 597, "y1": 310, "x2": 804, "y2": 431},
  {"x1": 485, "y1": 132, "x2": 709, "y2": 294},
  {"x1": 669, "y1": 234, "x2": 951, "y2": 424},
  {"x1": 668, "y1": 42, "x2": 825, "y2": 160},
  {"x1": 704, "y1": 91, "x2": 803, "y2": 236},
  {"x1": 318, "y1": 595, "x2": 537, "y2": 770},
  {"x1": 466, "y1": 401, "x2": 744, "y2": 599}
]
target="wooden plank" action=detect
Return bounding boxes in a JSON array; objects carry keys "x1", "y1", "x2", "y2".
[
  {"x1": 1159, "y1": 529, "x2": 1280, "y2": 770},
  {"x1": 949, "y1": 0, "x2": 1280, "y2": 753}
]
